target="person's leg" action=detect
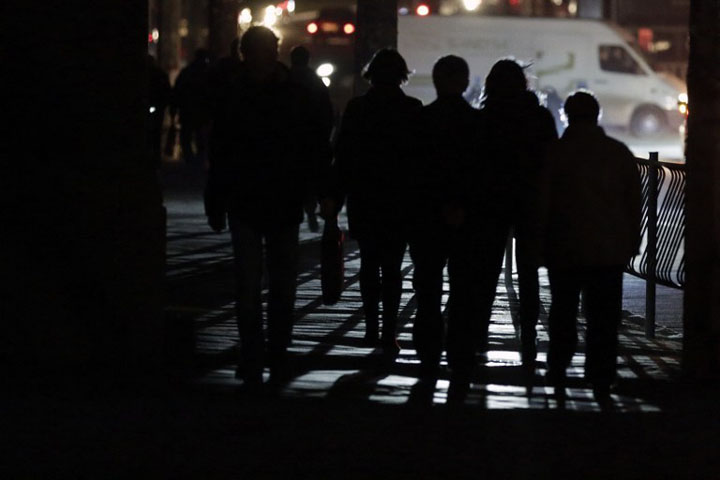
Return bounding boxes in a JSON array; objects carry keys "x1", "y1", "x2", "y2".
[
  {"x1": 179, "y1": 114, "x2": 195, "y2": 163},
  {"x1": 229, "y1": 221, "x2": 265, "y2": 385},
  {"x1": 515, "y1": 229, "x2": 540, "y2": 366},
  {"x1": 409, "y1": 232, "x2": 447, "y2": 377},
  {"x1": 357, "y1": 236, "x2": 381, "y2": 342},
  {"x1": 582, "y1": 266, "x2": 624, "y2": 394},
  {"x1": 379, "y1": 231, "x2": 407, "y2": 349},
  {"x1": 265, "y1": 223, "x2": 300, "y2": 382},
  {"x1": 546, "y1": 268, "x2": 582, "y2": 387}
]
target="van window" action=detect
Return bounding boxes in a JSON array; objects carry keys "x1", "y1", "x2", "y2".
[{"x1": 598, "y1": 45, "x2": 646, "y2": 75}]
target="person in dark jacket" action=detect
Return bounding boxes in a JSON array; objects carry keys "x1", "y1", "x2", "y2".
[
  {"x1": 323, "y1": 48, "x2": 422, "y2": 361},
  {"x1": 205, "y1": 26, "x2": 321, "y2": 391},
  {"x1": 408, "y1": 55, "x2": 480, "y2": 380},
  {"x1": 147, "y1": 54, "x2": 171, "y2": 168},
  {"x1": 172, "y1": 48, "x2": 212, "y2": 165},
  {"x1": 289, "y1": 45, "x2": 334, "y2": 233},
  {"x1": 447, "y1": 59, "x2": 557, "y2": 397},
  {"x1": 539, "y1": 91, "x2": 642, "y2": 408}
]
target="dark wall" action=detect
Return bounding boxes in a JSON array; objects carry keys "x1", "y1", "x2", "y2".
[{"x1": 3, "y1": 1, "x2": 165, "y2": 383}]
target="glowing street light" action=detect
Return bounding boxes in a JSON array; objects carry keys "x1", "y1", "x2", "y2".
[
  {"x1": 463, "y1": 0, "x2": 482, "y2": 11},
  {"x1": 416, "y1": 4, "x2": 430, "y2": 16}
]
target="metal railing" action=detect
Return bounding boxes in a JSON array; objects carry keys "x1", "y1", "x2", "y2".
[
  {"x1": 503, "y1": 151, "x2": 686, "y2": 339},
  {"x1": 626, "y1": 152, "x2": 686, "y2": 337}
]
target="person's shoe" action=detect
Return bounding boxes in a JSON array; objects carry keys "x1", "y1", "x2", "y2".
[
  {"x1": 237, "y1": 373, "x2": 264, "y2": 395},
  {"x1": 522, "y1": 360, "x2": 536, "y2": 396},
  {"x1": 546, "y1": 369, "x2": 566, "y2": 408},
  {"x1": 363, "y1": 329, "x2": 379, "y2": 346},
  {"x1": 447, "y1": 374, "x2": 470, "y2": 406},
  {"x1": 593, "y1": 385, "x2": 614, "y2": 411}
]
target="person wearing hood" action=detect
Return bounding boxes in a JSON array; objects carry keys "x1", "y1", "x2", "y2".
[
  {"x1": 446, "y1": 58, "x2": 557, "y2": 398},
  {"x1": 204, "y1": 26, "x2": 321, "y2": 391},
  {"x1": 322, "y1": 48, "x2": 422, "y2": 363}
]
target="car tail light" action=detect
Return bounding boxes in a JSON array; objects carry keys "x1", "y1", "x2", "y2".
[
  {"x1": 307, "y1": 22, "x2": 318, "y2": 34},
  {"x1": 343, "y1": 23, "x2": 355, "y2": 34}
]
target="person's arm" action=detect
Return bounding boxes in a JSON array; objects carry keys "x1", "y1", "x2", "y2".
[{"x1": 321, "y1": 99, "x2": 360, "y2": 218}]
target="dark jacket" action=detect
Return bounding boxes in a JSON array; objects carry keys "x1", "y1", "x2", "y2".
[
  {"x1": 473, "y1": 91, "x2": 558, "y2": 224},
  {"x1": 205, "y1": 62, "x2": 320, "y2": 228},
  {"x1": 539, "y1": 124, "x2": 642, "y2": 268},
  {"x1": 408, "y1": 94, "x2": 481, "y2": 232},
  {"x1": 334, "y1": 86, "x2": 422, "y2": 239}
]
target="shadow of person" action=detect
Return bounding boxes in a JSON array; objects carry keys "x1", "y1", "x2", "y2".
[
  {"x1": 326, "y1": 371, "x2": 389, "y2": 402},
  {"x1": 407, "y1": 378, "x2": 437, "y2": 408}
]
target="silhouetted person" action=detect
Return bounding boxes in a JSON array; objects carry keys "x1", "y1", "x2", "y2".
[
  {"x1": 172, "y1": 48, "x2": 212, "y2": 165},
  {"x1": 147, "y1": 54, "x2": 171, "y2": 168},
  {"x1": 289, "y1": 45, "x2": 334, "y2": 233},
  {"x1": 448, "y1": 59, "x2": 557, "y2": 395},
  {"x1": 204, "y1": 26, "x2": 322, "y2": 391},
  {"x1": 323, "y1": 48, "x2": 422, "y2": 361},
  {"x1": 408, "y1": 55, "x2": 480, "y2": 380},
  {"x1": 539, "y1": 91, "x2": 642, "y2": 408},
  {"x1": 209, "y1": 38, "x2": 243, "y2": 114}
]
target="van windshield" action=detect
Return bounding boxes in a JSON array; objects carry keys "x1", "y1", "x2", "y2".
[{"x1": 598, "y1": 45, "x2": 647, "y2": 75}]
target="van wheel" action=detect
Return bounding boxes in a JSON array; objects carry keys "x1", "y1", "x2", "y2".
[{"x1": 630, "y1": 106, "x2": 667, "y2": 137}]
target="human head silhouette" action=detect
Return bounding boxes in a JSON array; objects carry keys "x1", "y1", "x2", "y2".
[
  {"x1": 290, "y1": 45, "x2": 310, "y2": 68},
  {"x1": 240, "y1": 26, "x2": 279, "y2": 76},
  {"x1": 484, "y1": 58, "x2": 528, "y2": 101},
  {"x1": 362, "y1": 48, "x2": 411, "y2": 87},
  {"x1": 563, "y1": 90, "x2": 601, "y2": 126},
  {"x1": 432, "y1": 55, "x2": 469, "y2": 97},
  {"x1": 194, "y1": 48, "x2": 211, "y2": 65}
]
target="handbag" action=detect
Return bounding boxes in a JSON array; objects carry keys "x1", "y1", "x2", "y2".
[{"x1": 321, "y1": 217, "x2": 345, "y2": 305}]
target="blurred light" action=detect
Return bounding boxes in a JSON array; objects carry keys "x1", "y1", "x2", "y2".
[
  {"x1": 552, "y1": 0, "x2": 562, "y2": 5},
  {"x1": 678, "y1": 103, "x2": 688, "y2": 116},
  {"x1": 399, "y1": 7, "x2": 409, "y2": 15},
  {"x1": 509, "y1": 0, "x2": 520, "y2": 6},
  {"x1": 568, "y1": 0, "x2": 578, "y2": 15},
  {"x1": 275, "y1": 6, "x2": 283, "y2": 16},
  {"x1": 288, "y1": 0, "x2": 296, "y2": 13},
  {"x1": 307, "y1": 22, "x2": 318, "y2": 34},
  {"x1": 149, "y1": 106, "x2": 156, "y2": 114},
  {"x1": 416, "y1": 4, "x2": 430, "y2": 16},
  {"x1": 151, "y1": 28, "x2": 159, "y2": 42},
  {"x1": 463, "y1": 0, "x2": 482, "y2": 11},
  {"x1": 322, "y1": 77, "x2": 331, "y2": 87},
  {"x1": 263, "y1": 5, "x2": 277, "y2": 26},
  {"x1": 238, "y1": 8, "x2": 252, "y2": 25},
  {"x1": 316, "y1": 63, "x2": 335, "y2": 77},
  {"x1": 148, "y1": 33, "x2": 153, "y2": 43},
  {"x1": 343, "y1": 23, "x2": 355, "y2": 34},
  {"x1": 678, "y1": 93, "x2": 688, "y2": 103}
]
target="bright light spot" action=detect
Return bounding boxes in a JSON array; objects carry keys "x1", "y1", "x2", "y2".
[
  {"x1": 463, "y1": 0, "x2": 482, "y2": 11},
  {"x1": 316, "y1": 63, "x2": 334, "y2": 77},
  {"x1": 322, "y1": 77, "x2": 331, "y2": 87},
  {"x1": 149, "y1": 106, "x2": 156, "y2": 114},
  {"x1": 238, "y1": 8, "x2": 252, "y2": 25},
  {"x1": 568, "y1": 0, "x2": 578, "y2": 15},
  {"x1": 275, "y1": 6, "x2": 283, "y2": 16},
  {"x1": 679, "y1": 103, "x2": 688, "y2": 115},
  {"x1": 287, "y1": 0, "x2": 295, "y2": 13},
  {"x1": 263, "y1": 5, "x2": 277, "y2": 27},
  {"x1": 399, "y1": 7, "x2": 409, "y2": 15},
  {"x1": 552, "y1": 0, "x2": 563, "y2": 5},
  {"x1": 152, "y1": 28, "x2": 159, "y2": 42},
  {"x1": 678, "y1": 93, "x2": 688, "y2": 103},
  {"x1": 343, "y1": 23, "x2": 355, "y2": 34},
  {"x1": 416, "y1": 4, "x2": 430, "y2": 16},
  {"x1": 307, "y1": 22, "x2": 318, "y2": 34}
]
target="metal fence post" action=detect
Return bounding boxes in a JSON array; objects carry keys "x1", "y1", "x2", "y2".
[{"x1": 646, "y1": 151, "x2": 659, "y2": 338}]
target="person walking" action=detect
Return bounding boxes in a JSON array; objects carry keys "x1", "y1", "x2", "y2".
[
  {"x1": 408, "y1": 55, "x2": 480, "y2": 380},
  {"x1": 289, "y1": 45, "x2": 334, "y2": 233},
  {"x1": 204, "y1": 26, "x2": 324, "y2": 391},
  {"x1": 172, "y1": 48, "x2": 212, "y2": 165},
  {"x1": 539, "y1": 91, "x2": 642, "y2": 408},
  {"x1": 447, "y1": 59, "x2": 557, "y2": 397},
  {"x1": 323, "y1": 48, "x2": 422, "y2": 362}
]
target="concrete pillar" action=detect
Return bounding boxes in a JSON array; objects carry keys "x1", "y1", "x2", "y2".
[
  {"x1": 683, "y1": 0, "x2": 720, "y2": 378},
  {"x1": 3, "y1": 0, "x2": 165, "y2": 385},
  {"x1": 159, "y1": 0, "x2": 182, "y2": 72},
  {"x1": 354, "y1": 0, "x2": 399, "y2": 95},
  {"x1": 208, "y1": 0, "x2": 239, "y2": 61}
]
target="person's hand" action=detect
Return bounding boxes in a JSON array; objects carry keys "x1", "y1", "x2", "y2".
[
  {"x1": 443, "y1": 205, "x2": 465, "y2": 228},
  {"x1": 319, "y1": 198, "x2": 337, "y2": 220},
  {"x1": 208, "y1": 212, "x2": 226, "y2": 233}
]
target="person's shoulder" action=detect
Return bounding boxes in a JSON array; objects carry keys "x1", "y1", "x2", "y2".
[{"x1": 403, "y1": 94, "x2": 423, "y2": 109}]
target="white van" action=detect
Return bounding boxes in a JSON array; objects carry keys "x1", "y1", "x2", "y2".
[{"x1": 398, "y1": 15, "x2": 685, "y2": 136}]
